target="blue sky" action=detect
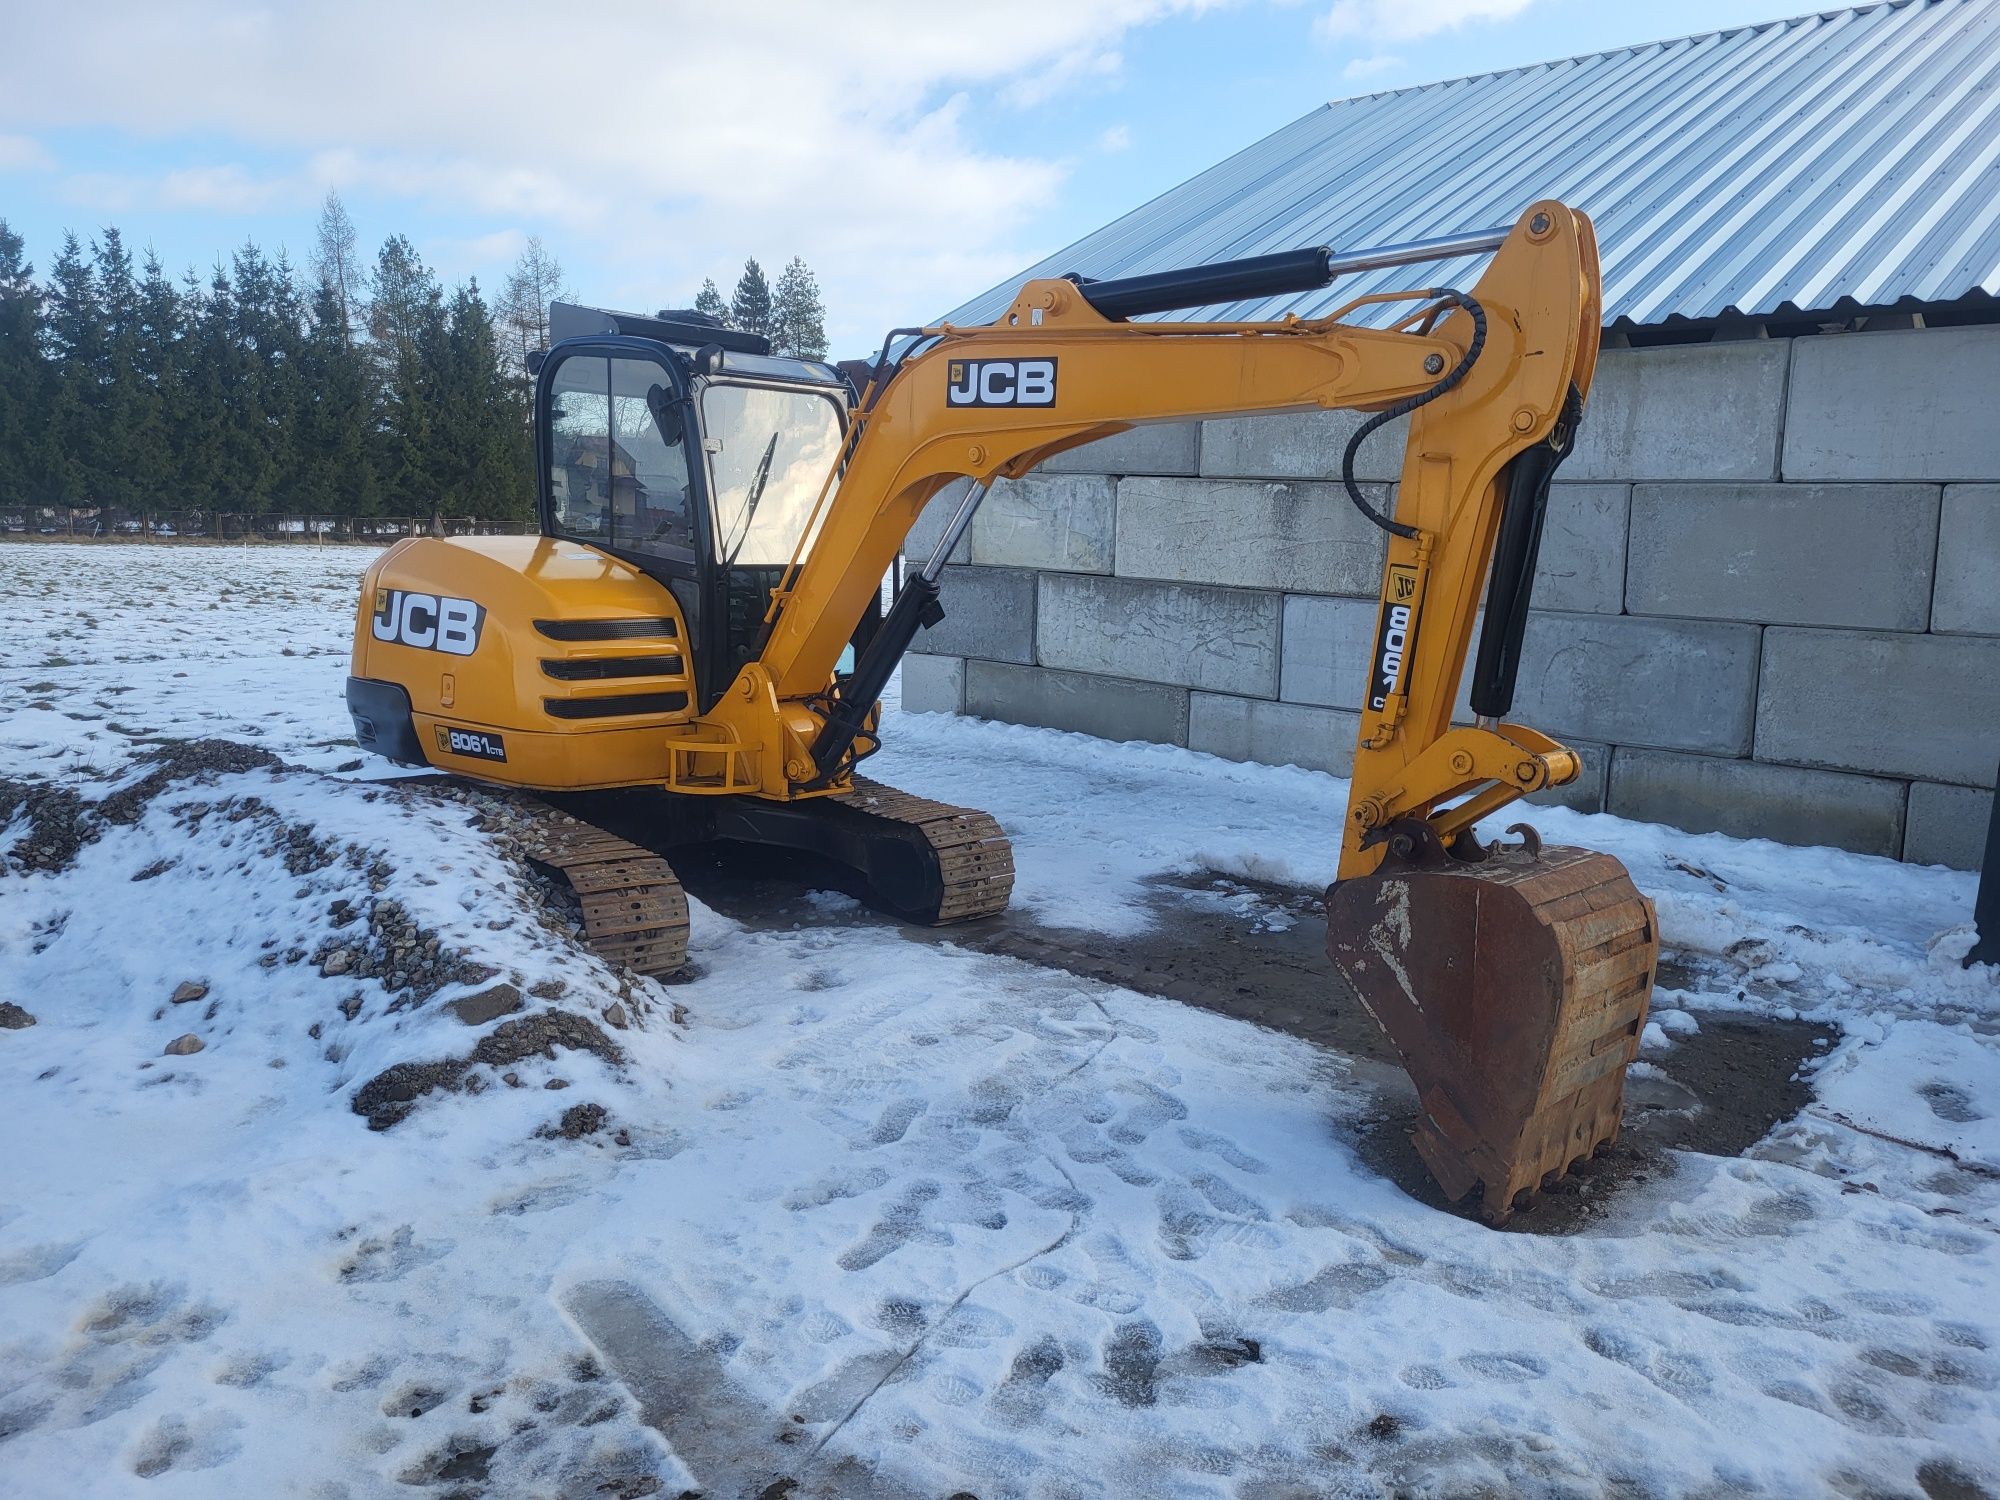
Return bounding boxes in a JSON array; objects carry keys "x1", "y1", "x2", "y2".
[{"x1": 1, "y1": 0, "x2": 1803, "y2": 356}]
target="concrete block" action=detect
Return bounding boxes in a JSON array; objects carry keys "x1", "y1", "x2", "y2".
[
  {"x1": 964, "y1": 660, "x2": 1188, "y2": 746},
  {"x1": 1756, "y1": 628, "x2": 2000, "y2": 788},
  {"x1": 1608, "y1": 748, "x2": 1906, "y2": 859},
  {"x1": 1199, "y1": 409, "x2": 1411, "y2": 484},
  {"x1": 1037, "y1": 574, "x2": 1281, "y2": 696},
  {"x1": 1784, "y1": 326, "x2": 2000, "y2": 481},
  {"x1": 1511, "y1": 612, "x2": 1762, "y2": 755},
  {"x1": 1279, "y1": 594, "x2": 1381, "y2": 709},
  {"x1": 898, "y1": 654, "x2": 963, "y2": 715},
  {"x1": 1627, "y1": 483, "x2": 1939, "y2": 629},
  {"x1": 1038, "y1": 422, "x2": 1200, "y2": 477},
  {"x1": 1934, "y1": 485, "x2": 2000, "y2": 636},
  {"x1": 1905, "y1": 782, "x2": 1991, "y2": 871},
  {"x1": 905, "y1": 479, "x2": 971, "y2": 566},
  {"x1": 1526, "y1": 739, "x2": 1610, "y2": 814},
  {"x1": 1566, "y1": 341, "x2": 1789, "y2": 482},
  {"x1": 1115, "y1": 477, "x2": 1387, "y2": 595},
  {"x1": 913, "y1": 566, "x2": 1035, "y2": 664},
  {"x1": 969, "y1": 474, "x2": 1115, "y2": 574},
  {"x1": 1534, "y1": 484, "x2": 1629, "y2": 615},
  {"x1": 1189, "y1": 694, "x2": 1360, "y2": 776}
]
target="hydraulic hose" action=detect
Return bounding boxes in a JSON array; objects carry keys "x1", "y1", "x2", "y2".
[{"x1": 1343, "y1": 290, "x2": 1486, "y2": 539}]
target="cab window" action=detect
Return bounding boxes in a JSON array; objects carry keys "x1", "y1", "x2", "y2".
[
  {"x1": 700, "y1": 384, "x2": 843, "y2": 567},
  {"x1": 547, "y1": 354, "x2": 694, "y2": 560}
]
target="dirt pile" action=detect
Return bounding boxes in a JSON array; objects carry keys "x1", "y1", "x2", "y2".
[{"x1": 0, "y1": 738, "x2": 283, "y2": 875}]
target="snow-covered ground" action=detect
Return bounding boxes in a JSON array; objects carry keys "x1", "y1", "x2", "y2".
[{"x1": 1, "y1": 542, "x2": 1995, "y2": 1498}]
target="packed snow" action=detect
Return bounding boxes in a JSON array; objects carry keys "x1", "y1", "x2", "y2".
[{"x1": 0, "y1": 542, "x2": 1995, "y2": 1498}]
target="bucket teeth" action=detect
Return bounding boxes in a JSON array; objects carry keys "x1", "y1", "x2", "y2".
[{"x1": 1326, "y1": 843, "x2": 1656, "y2": 1223}]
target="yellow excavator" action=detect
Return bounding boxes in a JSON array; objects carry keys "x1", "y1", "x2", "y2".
[{"x1": 346, "y1": 200, "x2": 1655, "y2": 1223}]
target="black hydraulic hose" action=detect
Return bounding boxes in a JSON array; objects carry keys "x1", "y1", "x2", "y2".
[{"x1": 1342, "y1": 289, "x2": 1486, "y2": 539}]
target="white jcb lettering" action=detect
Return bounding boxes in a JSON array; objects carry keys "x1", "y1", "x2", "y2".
[
  {"x1": 398, "y1": 592, "x2": 438, "y2": 649},
  {"x1": 436, "y1": 596, "x2": 480, "y2": 656},
  {"x1": 945, "y1": 357, "x2": 1059, "y2": 407},
  {"x1": 373, "y1": 589, "x2": 483, "y2": 655}
]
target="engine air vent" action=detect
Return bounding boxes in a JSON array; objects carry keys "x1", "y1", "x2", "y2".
[
  {"x1": 540, "y1": 654, "x2": 684, "y2": 681},
  {"x1": 543, "y1": 691, "x2": 690, "y2": 720},
  {"x1": 533, "y1": 617, "x2": 677, "y2": 642}
]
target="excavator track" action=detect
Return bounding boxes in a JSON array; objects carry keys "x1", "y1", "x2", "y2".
[
  {"x1": 451, "y1": 792, "x2": 690, "y2": 979},
  {"x1": 520, "y1": 823, "x2": 690, "y2": 979},
  {"x1": 834, "y1": 777, "x2": 1016, "y2": 923}
]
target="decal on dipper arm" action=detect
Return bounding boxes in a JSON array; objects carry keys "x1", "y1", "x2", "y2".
[
  {"x1": 946, "y1": 358, "x2": 1057, "y2": 408},
  {"x1": 434, "y1": 725, "x2": 507, "y2": 763},
  {"x1": 1368, "y1": 564, "x2": 1423, "y2": 712}
]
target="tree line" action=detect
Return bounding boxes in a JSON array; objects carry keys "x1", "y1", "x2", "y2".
[
  {"x1": 691, "y1": 256, "x2": 827, "y2": 359},
  {"x1": 0, "y1": 192, "x2": 834, "y2": 520}
]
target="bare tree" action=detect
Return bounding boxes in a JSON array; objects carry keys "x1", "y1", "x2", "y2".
[
  {"x1": 498, "y1": 236, "x2": 572, "y2": 373},
  {"x1": 309, "y1": 190, "x2": 361, "y2": 340}
]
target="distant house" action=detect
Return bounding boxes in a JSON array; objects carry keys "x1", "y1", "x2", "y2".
[{"x1": 909, "y1": 0, "x2": 2000, "y2": 870}]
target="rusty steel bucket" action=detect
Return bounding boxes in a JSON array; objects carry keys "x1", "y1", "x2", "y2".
[{"x1": 1325, "y1": 825, "x2": 1657, "y2": 1224}]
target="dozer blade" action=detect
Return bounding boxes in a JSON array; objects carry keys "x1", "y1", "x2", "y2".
[{"x1": 1325, "y1": 830, "x2": 1656, "y2": 1224}]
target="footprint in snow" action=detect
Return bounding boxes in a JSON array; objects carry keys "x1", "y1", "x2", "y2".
[{"x1": 1918, "y1": 1080, "x2": 1986, "y2": 1124}]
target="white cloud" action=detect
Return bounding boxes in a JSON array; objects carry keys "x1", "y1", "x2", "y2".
[
  {"x1": 0, "y1": 133, "x2": 54, "y2": 172},
  {"x1": 1316, "y1": 0, "x2": 1535, "y2": 45},
  {"x1": 1099, "y1": 123, "x2": 1134, "y2": 152},
  {"x1": 0, "y1": 2, "x2": 1223, "y2": 349},
  {"x1": 1340, "y1": 54, "x2": 1404, "y2": 81}
]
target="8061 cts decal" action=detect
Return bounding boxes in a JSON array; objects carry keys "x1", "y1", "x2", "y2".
[
  {"x1": 435, "y1": 725, "x2": 507, "y2": 762},
  {"x1": 373, "y1": 589, "x2": 485, "y2": 656}
]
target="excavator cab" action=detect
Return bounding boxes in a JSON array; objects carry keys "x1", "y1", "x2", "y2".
[{"x1": 534, "y1": 302, "x2": 856, "y2": 706}]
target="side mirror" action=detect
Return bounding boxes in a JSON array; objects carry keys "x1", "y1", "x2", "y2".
[
  {"x1": 526, "y1": 349, "x2": 547, "y2": 377},
  {"x1": 647, "y1": 383, "x2": 683, "y2": 447}
]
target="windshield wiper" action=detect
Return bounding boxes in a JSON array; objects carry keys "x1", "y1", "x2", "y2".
[{"x1": 723, "y1": 431, "x2": 780, "y2": 568}]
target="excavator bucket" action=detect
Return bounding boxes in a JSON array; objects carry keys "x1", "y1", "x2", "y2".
[{"x1": 1325, "y1": 830, "x2": 1656, "y2": 1224}]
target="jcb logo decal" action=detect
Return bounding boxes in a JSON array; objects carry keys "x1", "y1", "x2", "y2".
[
  {"x1": 373, "y1": 589, "x2": 484, "y2": 656},
  {"x1": 946, "y1": 358, "x2": 1057, "y2": 408},
  {"x1": 435, "y1": 725, "x2": 507, "y2": 762}
]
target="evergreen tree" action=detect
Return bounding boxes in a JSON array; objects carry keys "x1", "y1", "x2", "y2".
[
  {"x1": 127, "y1": 248, "x2": 182, "y2": 510},
  {"x1": 308, "y1": 190, "x2": 362, "y2": 341},
  {"x1": 0, "y1": 220, "x2": 47, "y2": 507},
  {"x1": 296, "y1": 276, "x2": 379, "y2": 515},
  {"x1": 368, "y1": 234, "x2": 447, "y2": 516},
  {"x1": 771, "y1": 256, "x2": 828, "y2": 360},
  {"x1": 692, "y1": 277, "x2": 730, "y2": 327},
  {"x1": 42, "y1": 231, "x2": 103, "y2": 507},
  {"x1": 730, "y1": 257, "x2": 773, "y2": 339},
  {"x1": 93, "y1": 228, "x2": 146, "y2": 510},
  {"x1": 188, "y1": 260, "x2": 265, "y2": 511},
  {"x1": 436, "y1": 280, "x2": 529, "y2": 519},
  {"x1": 496, "y1": 236, "x2": 569, "y2": 373},
  {"x1": 223, "y1": 241, "x2": 284, "y2": 510},
  {"x1": 173, "y1": 266, "x2": 227, "y2": 508}
]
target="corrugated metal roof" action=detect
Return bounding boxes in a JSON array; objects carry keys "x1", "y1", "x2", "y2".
[{"x1": 940, "y1": 0, "x2": 2000, "y2": 331}]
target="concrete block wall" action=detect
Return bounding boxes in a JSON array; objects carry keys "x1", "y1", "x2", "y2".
[{"x1": 905, "y1": 327, "x2": 2000, "y2": 870}]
